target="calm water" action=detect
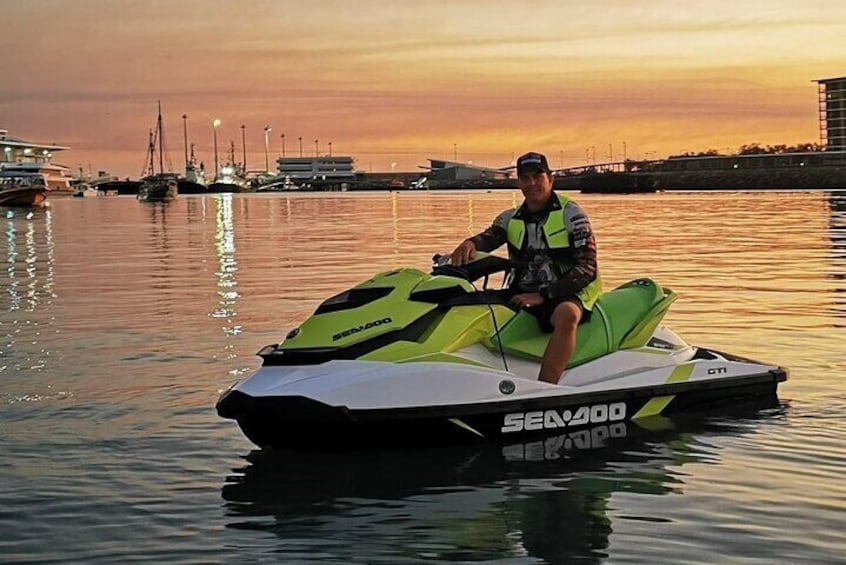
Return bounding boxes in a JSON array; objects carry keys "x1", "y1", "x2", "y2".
[{"x1": 0, "y1": 190, "x2": 844, "y2": 564}]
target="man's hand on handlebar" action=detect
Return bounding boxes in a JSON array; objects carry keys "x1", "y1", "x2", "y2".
[{"x1": 450, "y1": 239, "x2": 477, "y2": 266}]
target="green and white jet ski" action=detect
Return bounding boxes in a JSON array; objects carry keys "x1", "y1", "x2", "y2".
[{"x1": 217, "y1": 253, "x2": 787, "y2": 450}]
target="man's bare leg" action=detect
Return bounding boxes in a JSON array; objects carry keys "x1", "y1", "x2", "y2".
[{"x1": 538, "y1": 301, "x2": 582, "y2": 384}]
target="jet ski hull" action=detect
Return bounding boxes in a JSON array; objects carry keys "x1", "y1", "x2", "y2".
[{"x1": 217, "y1": 351, "x2": 786, "y2": 450}]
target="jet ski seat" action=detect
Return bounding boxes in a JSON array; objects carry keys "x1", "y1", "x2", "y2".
[{"x1": 489, "y1": 278, "x2": 677, "y2": 367}]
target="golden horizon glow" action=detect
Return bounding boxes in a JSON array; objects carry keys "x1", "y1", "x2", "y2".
[{"x1": 1, "y1": 0, "x2": 844, "y2": 176}]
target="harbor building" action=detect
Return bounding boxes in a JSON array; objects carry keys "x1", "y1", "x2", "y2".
[
  {"x1": 272, "y1": 155, "x2": 356, "y2": 189},
  {"x1": 426, "y1": 159, "x2": 511, "y2": 183},
  {"x1": 816, "y1": 76, "x2": 846, "y2": 151}
]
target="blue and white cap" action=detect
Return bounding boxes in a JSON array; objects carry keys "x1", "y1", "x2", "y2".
[{"x1": 516, "y1": 152, "x2": 551, "y2": 175}]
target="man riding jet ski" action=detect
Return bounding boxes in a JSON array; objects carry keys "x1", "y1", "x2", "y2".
[
  {"x1": 450, "y1": 151, "x2": 600, "y2": 385},
  {"x1": 217, "y1": 260, "x2": 787, "y2": 450}
]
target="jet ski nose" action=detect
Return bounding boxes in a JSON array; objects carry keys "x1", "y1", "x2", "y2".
[{"x1": 216, "y1": 388, "x2": 244, "y2": 419}]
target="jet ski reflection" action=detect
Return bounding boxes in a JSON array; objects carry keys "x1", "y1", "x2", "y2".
[{"x1": 221, "y1": 402, "x2": 784, "y2": 563}]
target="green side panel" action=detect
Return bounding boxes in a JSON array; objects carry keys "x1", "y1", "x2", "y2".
[
  {"x1": 280, "y1": 268, "x2": 435, "y2": 350},
  {"x1": 666, "y1": 363, "x2": 694, "y2": 383},
  {"x1": 362, "y1": 304, "x2": 514, "y2": 363},
  {"x1": 488, "y1": 278, "x2": 675, "y2": 368},
  {"x1": 632, "y1": 364, "x2": 694, "y2": 419},
  {"x1": 632, "y1": 396, "x2": 675, "y2": 419}
]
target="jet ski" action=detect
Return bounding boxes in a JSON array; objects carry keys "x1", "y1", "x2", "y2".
[{"x1": 217, "y1": 253, "x2": 787, "y2": 450}]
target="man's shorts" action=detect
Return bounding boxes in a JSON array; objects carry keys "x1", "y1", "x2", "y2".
[{"x1": 501, "y1": 289, "x2": 591, "y2": 333}]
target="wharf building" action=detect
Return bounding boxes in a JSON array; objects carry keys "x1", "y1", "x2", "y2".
[
  {"x1": 817, "y1": 76, "x2": 846, "y2": 151},
  {"x1": 425, "y1": 159, "x2": 511, "y2": 186},
  {"x1": 270, "y1": 155, "x2": 356, "y2": 190}
]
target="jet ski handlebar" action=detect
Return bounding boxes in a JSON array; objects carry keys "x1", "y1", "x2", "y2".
[{"x1": 431, "y1": 252, "x2": 515, "y2": 282}]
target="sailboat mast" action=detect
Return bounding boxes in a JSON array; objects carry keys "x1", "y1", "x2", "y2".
[
  {"x1": 147, "y1": 129, "x2": 155, "y2": 176},
  {"x1": 157, "y1": 101, "x2": 165, "y2": 175}
]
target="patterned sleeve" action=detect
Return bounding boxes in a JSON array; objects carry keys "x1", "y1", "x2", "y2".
[
  {"x1": 547, "y1": 202, "x2": 598, "y2": 299},
  {"x1": 468, "y1": 209, "x2": 514, "y2": 252}
]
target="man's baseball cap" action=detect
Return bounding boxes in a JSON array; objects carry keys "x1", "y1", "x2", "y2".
[{"x1": 516, "y1": 152, "x2": 551, "y2": 175}]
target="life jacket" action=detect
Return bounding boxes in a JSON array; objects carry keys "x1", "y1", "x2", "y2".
[{"x1": 505, "y1": 195, "x2": 602, "y2": 310}]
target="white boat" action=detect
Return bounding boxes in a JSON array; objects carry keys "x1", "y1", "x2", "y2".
[
  {"x1": 208, "y1": 142, "x2": 250, "y2": 193},
  {"x1": 0, "y1": 128, "x2": 73, "y2": 194}
]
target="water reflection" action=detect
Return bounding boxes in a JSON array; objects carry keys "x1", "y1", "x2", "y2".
[
  {"x1": 221, "y1": 405, "x2": 781, "y2": 563},
  {"x1": 0, "y1": 209, "x2": 56, "y2": 382},
  {"x1": 211, "y1": 194, "x2": 243, "y2": 372},
  {"x1": 3, "y1": 209, "x2": 54, "y2": 313},
  {"x1": 829, "y1": 192, "x2": 846, "y2": 324},
  {"x1": 146, "y1": 203, "x2": 173, "y2": 321}
]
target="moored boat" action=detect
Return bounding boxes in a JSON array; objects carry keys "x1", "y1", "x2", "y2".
[
  {"x1": 0, "y1": 128, "x2": 73, "y2": 194},
  {"x1": 0, "y1": 171, "x2": 50, "y2": 206},
  {"x1": 208, "y1": 142, "x2": 250, "y2": 193},
  {"x1": 138, "y1": 172, "x2": 178, "y2": 202},
  {"x1": 137, "y1": 102, "x2": 178, "y2": 203}
]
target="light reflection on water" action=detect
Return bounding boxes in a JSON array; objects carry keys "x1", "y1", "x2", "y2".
[{"x1": 0, "y1": 191, "x2": 844, "y2": 563}]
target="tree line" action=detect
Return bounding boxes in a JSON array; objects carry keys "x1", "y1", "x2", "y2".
[{"x1": 669, "y1": 142, "x2": 825, "y2": 159}]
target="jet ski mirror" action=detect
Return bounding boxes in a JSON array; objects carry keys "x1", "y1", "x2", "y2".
[{"x1": 431, "y1": 252, "x2": 514, "y2": 284}]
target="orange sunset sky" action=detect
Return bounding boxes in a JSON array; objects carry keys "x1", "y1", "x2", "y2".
[{"x1": 2, "y1": 0, "x2": 845, "y2": 177}]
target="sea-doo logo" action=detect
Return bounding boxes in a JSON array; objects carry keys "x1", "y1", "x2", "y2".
[
  {"x1": 332, "y1": 317, "x2": 393, "y2": 341},
  {"x1": 501, "y1": 402, "x2": 626, "y2": 434}
]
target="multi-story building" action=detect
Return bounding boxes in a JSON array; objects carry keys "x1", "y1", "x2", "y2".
[
  {"x1": 274, "y1": 155, "x2": 356, "y2": 188},
  {"x1": 816, "y1": 76, "x2": 846, "y2": 151}
]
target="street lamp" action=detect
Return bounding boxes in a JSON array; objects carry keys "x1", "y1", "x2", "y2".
[
  {"x1": 298, "y1": 136, "x2": 303, "y2": 157},
  {"x1": 453, "y1": 143, "x2": 457, "y2": 162},
  {"x1": 240, "y1": 124, "x2": 247, "y2": 171},
  {"x1": 264, "y1": 125, "x2": 272, "y2": 172},
  {"x1": 314, "y1": 139, "x2": 319, "y2": 157},
  {"x1": 280, "y1": 133, "x2": 285, "y2": 157},
  {"x1": 212, "y1": 118, "x2": 222, "y2": 177},
  {"x1": 328, "y1": 141, "x2": 332, "y2": 157},
  {"x1": 182, "y1": 114, "x2": 189, "y2": 170}
]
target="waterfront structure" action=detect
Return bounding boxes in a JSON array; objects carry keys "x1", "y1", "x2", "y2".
[
  {"x1": 426, "y1": 159, "x2": 510, "y2": 183},
  {"x1": 272, "y1": 155, "x2": 356, "y2": 188},
  {"x1": 816, "y1": 76, "x2": 846, "y2": 151},
  {"x1": 0, "y1": 129, "x2": 73, "y2": 191}
]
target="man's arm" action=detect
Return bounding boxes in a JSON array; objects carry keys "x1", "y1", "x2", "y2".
[
  {"x1": 543, "y1": 203, "x2": 598, "y2": 300},
  {"x1": 468, "y1": 209, "x2": 512, "y2": 252},
  {"x1": 451, "y1": 209, "x2": 512, "y2": 264}
]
